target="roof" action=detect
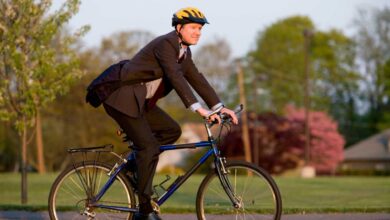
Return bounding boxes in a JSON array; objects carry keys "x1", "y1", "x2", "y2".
[{"x1": 344, "y1": 129, "x2": 390, "y2": 161}]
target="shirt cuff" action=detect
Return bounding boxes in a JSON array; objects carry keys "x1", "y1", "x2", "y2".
[
  {"x1": 211, "y1": 103, "x2": 224, "y2": 111},
  {"x1": 190, "y1": 102, "x2": 202, "y2": 112}
]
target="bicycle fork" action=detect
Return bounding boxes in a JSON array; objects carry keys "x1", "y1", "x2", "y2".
[{"x1": 215, "y1": 157, "x2": 242, "y2": 209}]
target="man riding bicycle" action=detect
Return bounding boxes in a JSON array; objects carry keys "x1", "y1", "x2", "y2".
[{"x1": 87, "y1": 7, "x2": 238, "y2": 220}]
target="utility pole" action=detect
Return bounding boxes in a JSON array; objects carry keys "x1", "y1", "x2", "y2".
[
  {"x1": 236, "y1": 60, "x2": 252, "y2": 163},
  {"x1": 302, "y1": 29, "x2": 315, "y2": 178},
  {"x1": 252, "y1": 79, "x2": 259, "y2": 166}
]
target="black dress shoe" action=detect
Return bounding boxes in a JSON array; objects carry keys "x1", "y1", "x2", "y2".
[{"x1": 132, "y1": 212, "x2": 162, "y2": 220}]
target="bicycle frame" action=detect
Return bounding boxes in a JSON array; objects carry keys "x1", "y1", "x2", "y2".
[{"x1": 90, "y1": 120, "x2": 241, "y2": 212}]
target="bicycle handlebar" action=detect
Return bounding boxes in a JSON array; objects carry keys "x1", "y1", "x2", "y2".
[
  {"x1": 205, "y1": 104, "x2": 244, "y2": 126},
  {"x1": 205, "y1": 105, "x2": 224, "y2": 118}
]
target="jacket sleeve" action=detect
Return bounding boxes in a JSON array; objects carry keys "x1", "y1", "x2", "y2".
[
  {"x1": 183, "y1": 51, "x2": 221, "y2": 109},
  {"x1": 154, "y1": 39, "x2": 198, "y2": 108}
]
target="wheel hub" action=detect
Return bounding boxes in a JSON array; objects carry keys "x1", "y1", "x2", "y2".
[
  {"x1": 82, "y1": 207, "x2": 96, "y2": 219},
  {"x1": 233, "y1": 196, "x2": 243, "y2": 209}
]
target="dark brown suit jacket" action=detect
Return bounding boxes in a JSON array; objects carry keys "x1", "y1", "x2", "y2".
[{"x1": 103, "y1": 31, "x2": 220, "y2": 117}]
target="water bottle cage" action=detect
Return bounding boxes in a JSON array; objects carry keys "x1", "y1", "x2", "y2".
[{"x1": 153, "y1": 175, "x2": 171, "y2": 198}]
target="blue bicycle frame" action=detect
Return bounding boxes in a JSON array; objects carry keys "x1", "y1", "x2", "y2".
[
  {"x1": 89, "y1": 105, "x2": 243, "y2": 213},
  {"x1": 91, "y1": 140, "x2": 219, "y2": 212}
]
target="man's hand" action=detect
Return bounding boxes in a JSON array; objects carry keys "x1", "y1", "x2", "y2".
[
  {"x1": 196, "y1": 107, "x2": 221, "y2": 124},
  {"x1": 197, "y1": 106, "x2": 238, "y2": 125},
  {"x1": 221, "y1": 107, "x2": 239, "y2": 125}
]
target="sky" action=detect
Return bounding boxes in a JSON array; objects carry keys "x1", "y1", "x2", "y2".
[{"x1": 53, "y1": 0, "x2": 390, "y2": 58}]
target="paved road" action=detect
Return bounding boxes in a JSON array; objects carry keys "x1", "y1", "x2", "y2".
[{"x1": 0, "y1": 211, "x2": 390, "y2": 220}]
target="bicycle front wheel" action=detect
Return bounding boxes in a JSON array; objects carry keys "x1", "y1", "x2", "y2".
[
  {"x1": 48, "y1": 161, "x2": 136, "y2": 220},
  {"x1": 196, "y1": 161, "x2": 282, "y2": 220}
]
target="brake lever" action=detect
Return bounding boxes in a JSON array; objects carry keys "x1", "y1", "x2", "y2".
[{"x1": 234, "y1": 104, "x2": 244, "y2": 115}]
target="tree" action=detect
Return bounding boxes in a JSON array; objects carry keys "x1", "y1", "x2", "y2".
[
  {"x1": 246, "y1": 16, "x2": 359, "y2": 149},
  {"x1": 285, "y1": 105, "x2": 345, "y2": 174},
  {"x1": 98, "y1": 31, "x2": 155, "y2": 67},
  {"x1": 247, "y1": 16, "x2": 358, "y2": 114},
  {"x1": 0, "y1": 0, "x2": 88, "y2": 203},
  {"x1": 247, "y1": 16, "x2": 314, "y2": 113},
  {"x1": 193, "y1": 37, "x2": 234, "y2": 96},
  {"x1": 42, "y1": 30, "x2": 154, "y2": 171},
  {"x1": 311, "y1": 30, "x2": 359, "y2": 146},
  {"x1": 221, "y1": 106, "x2": 345, "y2": 175},
  {"x1": 377, "y1": 58, "x2": 390, "y2": 130},
  {"x1": 353, "y1": 7, "x2": 390, "y2": 135}
]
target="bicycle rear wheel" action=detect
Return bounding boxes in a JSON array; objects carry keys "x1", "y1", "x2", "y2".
[
  {"x1": 48, "y1": 161, "x2": 136, "y2": 220},
  {"x1": 196, "y1": 161, "x2": 282, "y2": 220}
]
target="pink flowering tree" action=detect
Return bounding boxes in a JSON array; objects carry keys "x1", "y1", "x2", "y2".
[
  {"x1": 221, "y1": 106, "x2": 345, "y2": 174},
  {"x1": 285, "y1": 105, "x2": 345, "y2": 174}
]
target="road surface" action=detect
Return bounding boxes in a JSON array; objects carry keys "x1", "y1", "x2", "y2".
[{"x1": 0, "y1": 211, "x2": 389, "y2": 220}]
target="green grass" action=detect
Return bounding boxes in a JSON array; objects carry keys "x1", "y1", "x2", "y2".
[
  {"x1": 277, "y1": 177, "x2": 390, "y2": 213},
  {"x1": 0, "y1": 173, "x2": 389, "y2": 213}
]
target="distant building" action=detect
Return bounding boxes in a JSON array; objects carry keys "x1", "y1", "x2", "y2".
[{"x1": 341, "y1": 129, "x2": 390, "y2": 173}]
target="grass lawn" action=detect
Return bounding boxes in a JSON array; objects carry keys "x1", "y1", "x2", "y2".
[{"x1": 0, "y1": 172, "x2": 389, "y2": 213}]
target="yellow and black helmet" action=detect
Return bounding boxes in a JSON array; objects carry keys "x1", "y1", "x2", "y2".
[{"x1": 172, "y1": 7, "x2": 209, "y2": 26}]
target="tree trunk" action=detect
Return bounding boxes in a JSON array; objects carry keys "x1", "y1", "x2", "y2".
[
  {"x1": 21, "y1": 119, "x2": 28, "y2": 204},
  {"x1": 36, "y1": 110, "x2": 46, "y2": 174}
]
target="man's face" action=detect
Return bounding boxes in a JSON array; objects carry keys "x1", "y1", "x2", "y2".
[{"x1": 178, "y1": 23, "x2": 203, "y2": 45}]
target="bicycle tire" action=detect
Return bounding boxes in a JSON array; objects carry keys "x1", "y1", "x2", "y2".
[
  {"x1": 196, "y1": 161, "x2": 282, "y2": 220},
  {"x1": 48, "y1": 161, "x2": 136, "y2": 220}
]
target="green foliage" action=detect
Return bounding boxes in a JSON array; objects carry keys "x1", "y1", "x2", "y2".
[
  {"x1": 246, "y1": 15, "x2": 365, "y2": 148},
  {"x1": 349, "y1": 7, "x2": 390, "y2": 143},
  {"x1": 311, "y1": 30, "x2": 361, "y2": 145},
  {"x1": 247, "y1": 16, "x2": 358, "y2": 115},
  {"x1": 248, "y1": 16, "x2": 314, "y2": 112},
  {"x1": 377, "y1": 58, "x2": 390, "y2": 130},
  {"x1": 0, "y1": 0, "x2": 89, "y2": 133},
  {"x1": 311, "y1": 30, "x2": 358, "y2": 107}
]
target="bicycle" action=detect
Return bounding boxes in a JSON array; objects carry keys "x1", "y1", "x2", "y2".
[{"x1": 48, "y1": 105, "x2": 282, "y2": 220}]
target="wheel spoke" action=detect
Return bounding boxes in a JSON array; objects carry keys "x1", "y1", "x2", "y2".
[
  {"x1": 61, "y1": 178, "x2": 84, "y2": 202},
  {"x1": 49, "y1": 162, "x2": 135, "y2": 220},
  {"x1": 196, "y1": 162, "x2": 281, "y2": 220}
]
